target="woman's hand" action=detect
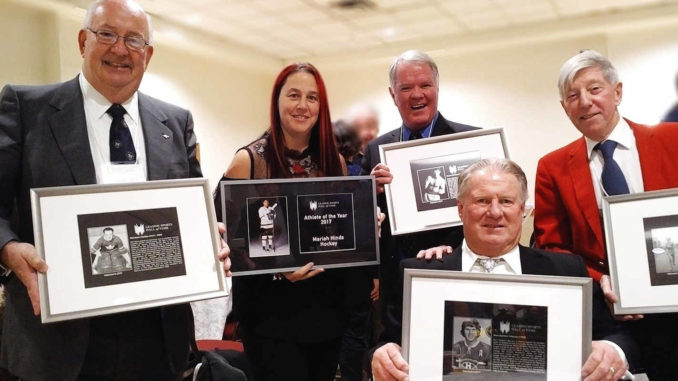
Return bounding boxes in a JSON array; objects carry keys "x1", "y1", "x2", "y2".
[{"x1": 284, "y1": 262, "x2": 324, "y2": 282}]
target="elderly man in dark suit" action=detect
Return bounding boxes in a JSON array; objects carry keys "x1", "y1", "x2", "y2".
[
  {"x1": 369, "y1": 158, "x2": 639, "y2": 381},
  {"x1": 361, "y1": 50, "x2": 479, "y2": 338},
  {"x1": 0, "y1": 1, "x2": 230, "y2": 380}
]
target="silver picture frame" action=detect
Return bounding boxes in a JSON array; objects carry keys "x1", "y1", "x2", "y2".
[
  {"x1": 379, "y1": 128, "x2": 510, "y2": 235},
  {"x1": 603, "y1": 188, "x2": 678, "y2": 314},
  {"x1": 31, "y1": 178, "x2": 227, "y2": 323},
  {"x1": 402, "y1": 269, "x2": 591, "y2": 380},
  {"x1": 219, "y1": 176, "x2": 379, "y2": 276}
]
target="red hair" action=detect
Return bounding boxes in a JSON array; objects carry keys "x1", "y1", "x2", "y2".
[{"x1": 267, "y1": 62, "x2": 343, "y2": 178}]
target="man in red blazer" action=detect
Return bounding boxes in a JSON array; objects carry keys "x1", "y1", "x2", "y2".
[{"x1": 534, "y1": 49, "x2": 678, "y2": 379}]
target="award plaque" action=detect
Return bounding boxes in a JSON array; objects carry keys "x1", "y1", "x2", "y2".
[
  {"x1": 603, "y1": 188, "x2": 678, "y2": 314},
  {"x1": 402, "y1": 270, "x2": 591, "y2": 380},
  {"x1": 379, "y1": 128, "x2": 509, "y2": 235},
  {"x1": 220, "y1": 176, "x2": 379, "y2": 275},
  {"x1": 30, "y1": 178, "x2": 228, "y2": 323}
]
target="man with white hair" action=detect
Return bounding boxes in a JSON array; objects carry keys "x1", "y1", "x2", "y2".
[
  {"x1": 533, "y1": 49, "x2": 678, "y2": 379},
  {"x1": 361, "y1": 50, "x2": 479, "y2": 340},
  {"x1": 347, "y1": 103, "x2": 380, "y2": 155},
  {"x1": 0, "y1": 0, "x2": 230, "y2": 379}
]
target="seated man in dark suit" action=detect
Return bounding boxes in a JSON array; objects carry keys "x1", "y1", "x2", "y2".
[{"x1": 369, "y1": 158, "x2": 639, "y2": 381}]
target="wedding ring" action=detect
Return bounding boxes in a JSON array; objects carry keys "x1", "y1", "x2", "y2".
[{"x1": 608, "y1": 366, "x2": 615, "y2": 376}]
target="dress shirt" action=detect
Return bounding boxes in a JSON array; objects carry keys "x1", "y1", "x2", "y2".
[
  {"x1": 461, "y1": 240, "x2": 521, "y2": 274},
  {"x1": 400, "y1": 112, "x2": 438, "y2": 141},
  {"x1": 79, "y1": 73, "x2": 147, "y2": 184},
  {"x1": 585, "y1": 118, "x2": 644, "y2": 209},
  {"x1": 461, "y1": 239, "x2": 632, "y2": 379}
]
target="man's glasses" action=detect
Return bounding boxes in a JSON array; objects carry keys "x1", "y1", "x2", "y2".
[{"x1": 87, "y1": 28, "x2": 150, "y2": 52}]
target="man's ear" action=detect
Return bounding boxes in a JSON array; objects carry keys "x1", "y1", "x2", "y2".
[
  {"x1": 78, "y1": 29, "x2": 87, "y2": 56},
  {"x1": 614, "y1": 81, "x2": 623, "y2": 106}
]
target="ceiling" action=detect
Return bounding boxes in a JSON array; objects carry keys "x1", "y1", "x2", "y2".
[{"x1": 56, "y1": 0, "x2": 678, "y2": 61}]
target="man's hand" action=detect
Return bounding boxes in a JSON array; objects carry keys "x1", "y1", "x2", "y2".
[
  {"x1": 217, "y1": 223, "x2": 231, "y2": 277},
  {"x1": 370, "y1": 278, "x2": 380, "y2": 301},
  {"x1": 581, "y1": 341, "x2": 627, "y2": 380},
  {"x1": 284, "y1": 262, "x2": 324, "y2": 282},
  {"x1": 416, "y1": 245, "x2": 453, "y2": 260},
  {"x1": 0, "y1": 241, "x2": 48, "y2": 315},
  {"x1": 371, "y1": 163, "x2": 393, "y2": 194},
  {"x1": 377, "y1": 207, "x2": 386, "y2": 238},
  {"x1": 599, "y1": 275, "x2": 643, "y2": 321},
  {"x1": 372, "y1": 342, "x2": 409, "y2": 381}
]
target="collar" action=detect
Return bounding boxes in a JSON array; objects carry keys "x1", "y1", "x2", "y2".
[
  {"x1": 79, "y1": 72, "x2": 140, "y2": 126},
  {"x1": 401, "y1": 111, "x2": 438, "y2": 141},
  {"x1": 461, "y1": 240, "x2": 521, "y2": 274},
  {"x1": 584, "y1": 117, "x2": 633, "y2": 160}
]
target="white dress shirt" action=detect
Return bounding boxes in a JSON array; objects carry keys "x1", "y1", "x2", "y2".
[
  {"x1": 585, "y1": 118, "x2": 644, "y2": 209},
  {"x1": 79, "y1": 73, "x2": 147, "y2": 184},
  {"x1": 461, "y1": 240, "x2": 521, "y2": 274}
]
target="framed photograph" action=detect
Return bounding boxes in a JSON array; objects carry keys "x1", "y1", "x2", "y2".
[
  {"x1": 31, "y1": 178, "x2": 227, "y2": 323},
  {"x1": 220, "y1": 176, "x2": 379, "y2": 275},
  {"x1": 602, "y1": 188, "x2": 678, "y2": 314},
  {"x1": 402, "y1": 269, "x2": 591, "y2": 380},
  {"x1": 380, "y1": 128, "x2": 509, "y2": 235}
]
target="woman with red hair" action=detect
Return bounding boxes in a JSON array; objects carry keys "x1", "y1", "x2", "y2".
[{"x1": 222, "y1": 63, "x2": 347, "y2": 380}]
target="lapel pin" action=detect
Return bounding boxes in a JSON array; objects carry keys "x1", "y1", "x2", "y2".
[{"x1": 161, "y1": 134, "x2": 170, "y2": 139}]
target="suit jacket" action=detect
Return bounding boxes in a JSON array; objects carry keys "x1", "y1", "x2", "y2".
[
  {"x1": 0, "y1": 76, "x2": 201, "y2": 381},
  {"x1": 533, "y1": 119, "x2": 678, "y2": 378},
  {"x1": 360, "y1": 113, "x2": 478, "y2": 329},
  {"x1": 534, "y1": 119, "x2": 678, "y2": 281},
  {"x1": 368, "y1": 246, "x2": 640, "y2": 374}
]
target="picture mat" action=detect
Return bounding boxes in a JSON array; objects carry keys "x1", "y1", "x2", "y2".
[
  {"x1": 404, "y1": 273, "x2": 588, "y2": 381},
  {"x1": 221, "y1": 176, "x2": 378, "y2": 275},
  {"x1": 37, "y1": 185, "x2": 224, "y2": 318},
  {"x1": 605, "y1": 191, "x2": 678, "y2": 312},
  {"x1": 382, "y1": 129, "x2": 508, "y2": 235}
]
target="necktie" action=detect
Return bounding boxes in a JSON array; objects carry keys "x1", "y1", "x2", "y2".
[
  {"x1": 107, "y1": 104, "x2": 136, "y2": 164},
  {"x1": 409, "y1": 131, "x2": 423, "y2": 141},
  {"x1": 476, "y1": 257, "x2": 503, "y2": 273},
  {"x1": 595, "y1": 140, "x2": 629, "y2": 195}
]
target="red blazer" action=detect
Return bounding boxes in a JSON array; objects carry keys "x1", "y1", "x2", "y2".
[{"x1": 534, "y1": 119, "x2": 678, "y2": 280}]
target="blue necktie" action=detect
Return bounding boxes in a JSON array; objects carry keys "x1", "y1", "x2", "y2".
[
  {"x1": 107, "y1": 104, "x2": 136, "y2": 164},
  {"x1": 595, "y1": 140, "x2": 629, "y2": 195}
]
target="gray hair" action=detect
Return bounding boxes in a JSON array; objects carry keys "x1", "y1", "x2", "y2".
[
  {"x1": 83, "y1": 0, "x2": 154, "y2": 43},
  {"x1": 388, "y1": 50, "x2": 439, "y2": 89},
  {"x1": 457, "y1": 158, "x2": 528, "y2": 204},
  {"x1": 557, "y1": 50, "x2": 618, "y2": 100},
  {"x1": 347, "y1": 103, "x2": 379, "y2": 124}
]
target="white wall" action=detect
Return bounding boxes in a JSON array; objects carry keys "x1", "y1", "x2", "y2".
[{"x1": 3, "y1": 0, "x2": 678, "y2": 215}]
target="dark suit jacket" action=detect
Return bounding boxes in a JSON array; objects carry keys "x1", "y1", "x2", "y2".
[
  {"x1": 368, "y1": 245, "x2": 640, "y2": 375},
  {"x1": 534, "y1": 119, "x2": 678, "y2": 281},
  {"x1": 0, "y1": 76, "x2": 201, "y2": 381},
  {"x1": 360, "y1": 113, "x2": 478, "y2": 329}
]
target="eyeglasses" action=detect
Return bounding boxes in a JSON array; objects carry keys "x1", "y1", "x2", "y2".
[{"x1": 87, "y1": 28, "x2": 150, "y2": 52}]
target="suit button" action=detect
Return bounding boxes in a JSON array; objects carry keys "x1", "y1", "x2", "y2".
[{"x1": 598, "y1": 260, "x2": 605, "y2": 266}]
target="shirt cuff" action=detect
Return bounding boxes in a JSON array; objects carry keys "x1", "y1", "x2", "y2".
[{"x1": 600, "y1": 340, "x2": 634, "y2": 380}]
